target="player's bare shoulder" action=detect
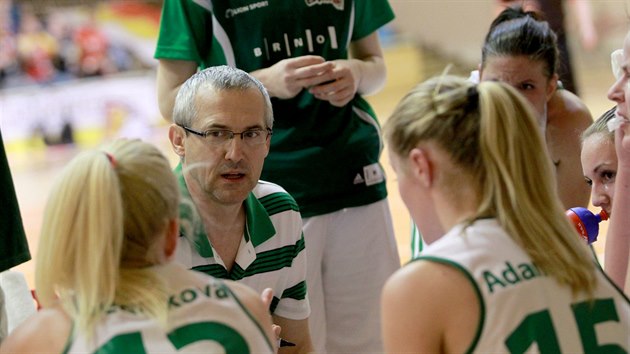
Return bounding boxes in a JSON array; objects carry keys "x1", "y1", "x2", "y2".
[{"x1": 548, "y1": 89, "x2": 593, "y2": 130}]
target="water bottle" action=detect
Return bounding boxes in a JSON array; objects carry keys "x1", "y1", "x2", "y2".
[{"x1": 565, "y1": 207, "x2": 609, "y2": 244}]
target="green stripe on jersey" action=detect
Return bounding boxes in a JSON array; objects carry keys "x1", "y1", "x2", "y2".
[
  {"x1": 270, "y1": 297, "x2": 280, "y2": 314},
  {"x1": 259, "y1": 192, "x2": 299, "y2": 216},
  {"x1": 192, "y1": 264, "x2": 229, "y2": 279},
  {"x1": 281, "y1": 281, "x2": 307, "y2": 301},
  {"x1": 193, "y1": 237, "x2": 305, "y2": 281},
  {"x1": 233, "y1": 237, "x2": 305, "y2": 279}
]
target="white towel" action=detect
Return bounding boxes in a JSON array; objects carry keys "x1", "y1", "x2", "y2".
[{"x1": 0, "y1": 271, "x2": 37, "y2": 333}]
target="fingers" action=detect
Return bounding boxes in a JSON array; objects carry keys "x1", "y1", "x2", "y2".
[
  {"x1": 283, "y1": 57, "x2": 358, "y2": 100},
  {"x1": 288, "y1": 55, "x2": 327, "y2": 68},
  {"x1": 309, "y1": 74, "x2": 347, "y2": 93},
  {"x1": 272, "y1": 324, "x2": 282, "y2": 339},
  {"x1": 311, "y1": 83, "x2": 351, "y2": 100},
  {"x1": 260, "y1": 288, "x2": 274, "y2": 310},
  {"x1": 294, "y1": 62, "x2": 336, "y2": 87},
  {"x1": 329, "y1": 90, "x2": 355, "y2": 107},
  {"x1": 312, "y1": 89, "x2": 354, "y2": 107},
  {"x1": 309, "y1": 69, "x2": 356, "y2": 106},
  {"x1": 287, "y1": 56, "x2": 331, "y2": 78}
]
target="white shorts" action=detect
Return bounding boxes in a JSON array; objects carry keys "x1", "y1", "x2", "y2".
[{"x1": 303, "y1": 199, "x2": 400, "y2": 353}]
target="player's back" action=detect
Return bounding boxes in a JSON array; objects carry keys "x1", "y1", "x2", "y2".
[
  {"x1": 66, "y1": 262, "x2": 274, "y2": 353},
  {"x1": 420, "y1": 219, "x2": 630, "y2": 353}
]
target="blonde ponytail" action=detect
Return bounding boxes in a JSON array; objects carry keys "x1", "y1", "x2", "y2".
[
  {"x1": 476, "y1": 81, "x2": 596, "y2": 295},
  {"x1": 36, "y1": 150, "x2": 124, "y2": 334},
  {"x1": 35, "y1": 139, "x2": 179, "y2": 338},
  {"x1": 384, "y1": 75, "x2": 597, "y2": 296}
]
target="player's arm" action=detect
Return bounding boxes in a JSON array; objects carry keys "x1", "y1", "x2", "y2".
[
  {"x1": 272, "y1": 315, "x2": 313, "y2": 354},
  {"x1": 381, "y1": 260, "x2": 480, "y2": 354},
  {"x1": 156, "y1": 59, "x2": 198, "y2": 122},
  {"x1": 0, "y1": 307, "x2": 71, "y2": 354},
  {"x1": 348, "y1": 31, "x2": 387, "y2": 96}
]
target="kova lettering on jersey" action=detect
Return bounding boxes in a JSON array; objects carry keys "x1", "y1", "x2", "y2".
[
  {"x1": 168, "y1": 284, "x2": 230, "y2": 309},
  {"x1": 482, "y1": 261, "x2": 543, "y2": 294},
  {"x1": 254, "y1": 26, "x2": 340, "y2": 60},
  {"x1": 225, "y1": 1, "x2": 269, "y2": 19},
  {"x1": 305, "y1": 0, "x2": 344, "y2": 11}
]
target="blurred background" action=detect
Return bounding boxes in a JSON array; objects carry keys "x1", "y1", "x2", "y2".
[{"x1": 2, "y1": 0, "x2": 628, "y2": 286}]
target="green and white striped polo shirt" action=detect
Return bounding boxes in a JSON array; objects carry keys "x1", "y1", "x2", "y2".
[{"x1": 174, "y1": 164, "x2": 310, "y2": 320}]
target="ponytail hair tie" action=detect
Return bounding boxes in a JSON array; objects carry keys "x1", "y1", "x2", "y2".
[
  {"x1": 466, "y1": 85, "x2": 479, "y2": 112},
  {"x1": 105, "y1": 152, "x2": 117, "y2": 168}
]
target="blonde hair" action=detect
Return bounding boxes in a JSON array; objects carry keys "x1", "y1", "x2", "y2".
[
  {"x1": 581, "y1": 106, "x2": 616, "y2": 144},
  {"x1": 35, "y1": 139, "x2": 180, "y2": 337},
  {"x1": 384, "y1": 75, "x2": 596, "y2": 295}
]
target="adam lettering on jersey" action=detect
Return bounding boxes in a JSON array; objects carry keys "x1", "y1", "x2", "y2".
[{"x1": 482, "y1": 261, "x2": 544, "y2": 293}]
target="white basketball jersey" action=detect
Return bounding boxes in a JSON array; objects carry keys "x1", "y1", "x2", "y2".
[
  {"x1": 419, "y1": 218, "x2": 630, "y2": 353},
  {"x1": 64, "y1": 263, "x2": 273, "y2": 353}
]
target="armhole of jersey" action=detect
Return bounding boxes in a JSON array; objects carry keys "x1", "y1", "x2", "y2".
[
  {"x1": 589, "y1": 245, "x2": 603, "y2": 269},
  {"x1": 412, "y1": 256, "x2": 485, "y2": 354},
  {"x1": 351, "y1": 105, "x2": 383, "y2": 153},
  {"x1": 586, "y1": 245, "x2": 629, "y2": 304},
  {"x1": 410, "y1": 223, "x2": 423, "y2": 259},
  {"x1": 61, "y1": 321, "x2": 75, "y2": 354},
  {"x1": 222, "y1": 282, "x2": 274, "y2": 352},
  {"x1": 594, "y1": 262, "x2": 630, "y2": 304}
]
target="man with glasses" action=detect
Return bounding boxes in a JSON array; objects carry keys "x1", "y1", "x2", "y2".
[
  {"x1": 168, "y1": 66, "x2": 313, "y2": 353},
  {"x1": 156, "y1": 2, "x2": 401, "y2": 351}
]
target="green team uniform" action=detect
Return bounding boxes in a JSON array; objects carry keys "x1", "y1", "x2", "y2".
[
  {"x1": 156, "y1": 2, "x2": 400, "y2": 351},
  {"x1": 63, "y1": 263, "x2": 274, "y2": 354},
  {"x1": 155, "y1": 0, "x2": 394, "y2": 217},
  {"x1": 0, "y1": 129, "x2": 30, "y2": 343},
  {"x1": 0, "y1": 130, "x2": 30, "y2": 272},
  {"x1": 418, "y1": 218, "x2": 630, "y2": 352}
]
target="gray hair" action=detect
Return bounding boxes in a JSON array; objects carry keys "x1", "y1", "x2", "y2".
[{"x1": 173, "y1": 66, "x2": 274, "y2": 129}]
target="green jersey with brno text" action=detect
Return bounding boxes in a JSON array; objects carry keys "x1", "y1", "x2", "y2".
[{"x1": 155, "y1": 0, "x2": 394, "y2": 217}]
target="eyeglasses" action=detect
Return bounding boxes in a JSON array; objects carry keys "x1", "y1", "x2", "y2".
[{"x1": 180, "y1": 125, "x2": 273, "y2": 147}]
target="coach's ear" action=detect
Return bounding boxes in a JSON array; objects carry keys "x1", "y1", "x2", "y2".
[{"x1": 169, "y1": 124, "x2": 186, "y2": 159}]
